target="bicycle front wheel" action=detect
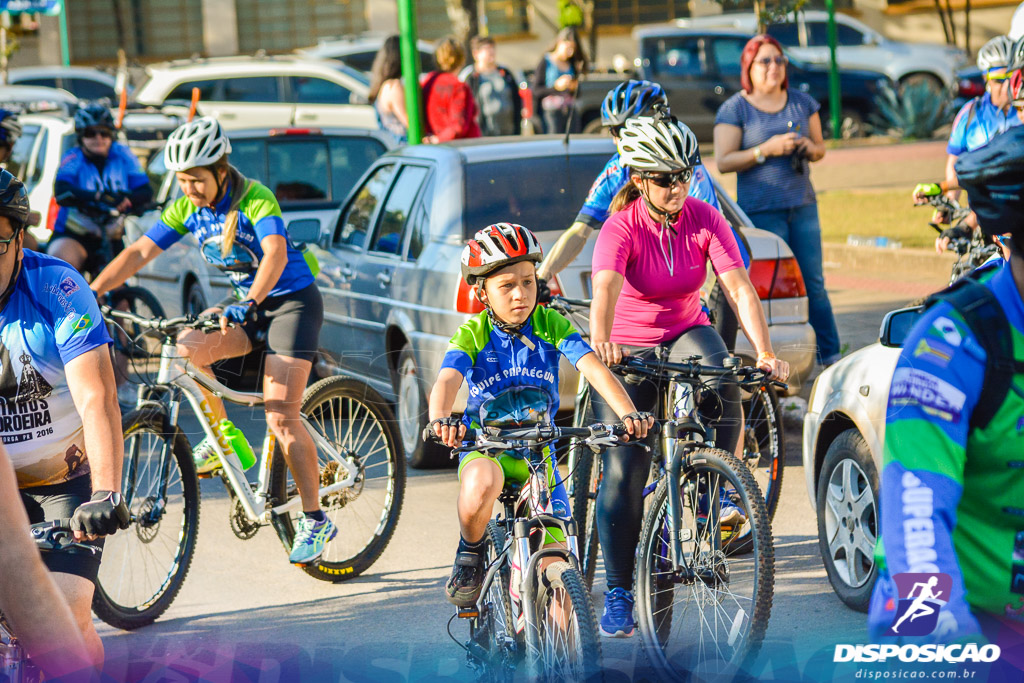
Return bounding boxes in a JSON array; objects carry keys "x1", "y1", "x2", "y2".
[
  {"x1": 93, "y1": 407, "x2": 200, "y2": 630},
  {"x1": 528, "y1": 561, "x2": 603, "y2": 682},
  {"x1": 472, "y1": 521, "x2": 518, "y2": 681},
  {"x1": 270, "y1": 376, "x2": 405, "y2": 582},
  {"x1": 635, "y1": 447, "x2": 773, "y2": 681},
  {"x1": 568, "y1": 382, "x2": 601, "y2": 589}
]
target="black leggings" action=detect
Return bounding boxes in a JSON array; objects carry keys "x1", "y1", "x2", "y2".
[{"x1": 590, "y1": 325, "x2": 742, "y2": 591}]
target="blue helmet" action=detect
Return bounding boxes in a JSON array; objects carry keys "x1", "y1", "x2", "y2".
[
  {"x1": 954, "y1": 125, "x2": 1024, "y2": 240},
  {"x1": 0, "y1": 109, "x2": 21, "y2": 146},
  {"x1": 600, "y1": 80, "x2": 669, "y2": 128},
  {"x1": 0, "y1": 170, "x2": 31, "y2": 231},
  {"x1": 74, "y1": 102, "x2": 115, "y2": 132}
]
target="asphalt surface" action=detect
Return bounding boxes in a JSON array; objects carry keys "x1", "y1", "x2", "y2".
[{"x1": 92, "y1": 275, "x2": 938, "y2": 682}]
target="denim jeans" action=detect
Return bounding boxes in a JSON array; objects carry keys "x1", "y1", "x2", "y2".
[{"x1": 746, "y1": 203, "x2": 842, "y2": 365}]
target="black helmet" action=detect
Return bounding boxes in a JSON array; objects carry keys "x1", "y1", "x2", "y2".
[
  {"x1": 0, "y1": 109, "x2": 21, "y2": 147},
  {"x1": 74, "y1": 102, "x2": 115, "y2": 132},
  {"x1": 0, "y1": 170, "x2": 31, "y2": 232},
  {"x1": 954, "y1": 126, "x2": 1024, "y2": 243}
]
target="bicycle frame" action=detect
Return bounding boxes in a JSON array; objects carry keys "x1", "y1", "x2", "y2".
[{"x1": 135, "y1": 337, "x2": 359, "y2": 525}]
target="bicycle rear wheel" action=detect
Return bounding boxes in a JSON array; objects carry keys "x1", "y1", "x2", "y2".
[
  {"x1": 568, "y1": 383, "x2": 601, "y2": 589},
  {"x1": 93, "y1": 407, "x2": 200, "y2": 630},
  {"x1": 528, "y1": 561, "x2": 603, "y2": 682},
  {"x1": 270, "y1": 376, "x2": 405, "y2": 582},
  {"x1": 731, "y1": 384, "x2": 784, "y2": 555},
  {"x1": 635, "y1": 447, "x2": 773, "y2": 681}
]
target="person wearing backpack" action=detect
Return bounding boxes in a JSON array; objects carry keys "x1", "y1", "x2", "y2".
[{"x1": 868, "y1": 125, "x2": 1024, "y2": 654}]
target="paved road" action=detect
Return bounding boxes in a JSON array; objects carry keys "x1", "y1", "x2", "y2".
[{"x1": 93, "y1": 280, "x2": 930, "y2": 682}]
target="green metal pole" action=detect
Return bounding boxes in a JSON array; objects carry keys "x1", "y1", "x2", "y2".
[
  {"x1": 397, "y1": 0, "x2": 424, "y2": 145},
  {"x1": 824, "y1": 0, "x2": 841, "y2": 138},
  {"x1": 58, "y1": 0, "x2": 71, "y2": 66}
]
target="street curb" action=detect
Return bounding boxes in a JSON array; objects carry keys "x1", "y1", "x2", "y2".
[{"x1": 821, "y1": 243, "x2": 955, "y2": 281}]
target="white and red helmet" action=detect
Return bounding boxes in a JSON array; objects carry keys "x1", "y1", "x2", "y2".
[{"x1": 461, "y1": 222, "x2": 543, "y2": 284}]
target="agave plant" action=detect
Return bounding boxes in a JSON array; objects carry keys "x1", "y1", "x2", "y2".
[{"x1": 869, "y1": 81, "x2": 954, "y2": 140}]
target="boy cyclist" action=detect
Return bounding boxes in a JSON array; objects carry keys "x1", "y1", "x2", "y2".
[{"x1": 428, "y1": 222, "x2": 653, "y2": 606}]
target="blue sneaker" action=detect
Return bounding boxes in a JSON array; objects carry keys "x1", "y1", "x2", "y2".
[
  {"x1": 600, "y1": 587, "x2": 636, "y2": 638},
  {"x1": 698, "y1": 489, "x2": 746, "y2": 527},
  {"x1": 288, "y1": 515, "x2": 337, "y2": 565}
]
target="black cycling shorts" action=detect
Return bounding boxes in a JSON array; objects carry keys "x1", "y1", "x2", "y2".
[
  {"x1": 217, "y1": 283, "x2": 324, "y2": 364},
  {"x1": 49, "y1": 231, "x2": 123, "y2": 278},
  {"x1": 19, "y1": 474, "x2": 103, "y2": 582}
]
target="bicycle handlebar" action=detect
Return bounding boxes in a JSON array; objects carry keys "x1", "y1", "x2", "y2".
[
  {"x1": 100, "y1": 305, "x2": 222, "y2": 334},
  {"x1": 610, "y1": 355, "x2": 788, "y2": 390},
  {"x1": 29, "y1": 520, "x2": 101, "y2": 557},
  {"x1": 424, "y1": 421, "x2": 661, "y2": 449},
  {"x1": 547, "y1": 295, "x2": 592, "y2": 314}
]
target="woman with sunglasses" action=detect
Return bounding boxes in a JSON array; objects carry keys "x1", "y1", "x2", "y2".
[
  {"x1": 713, "y1": 34, "x2": 840, "y2": 368},
  {"x1": 588, "y1": 115, "x2": 788, "y2": 638},
  {"x1": 48, "y1": 103, "x2": 152, "y2": 275}
]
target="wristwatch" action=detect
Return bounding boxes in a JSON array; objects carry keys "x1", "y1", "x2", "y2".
[{"x1": 753, "y1": 146, "x2": 766, "y2": 164}]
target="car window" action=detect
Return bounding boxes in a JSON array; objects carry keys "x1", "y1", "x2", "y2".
[
  {"x1": 221, "y1": 77, "x2": 280, "y2": 103},
  {"x1": 288, "y1": 76, "x2": 351, "y2": 105},
  {"x1": 5, "y1": 124, "x2": 40, "y2": 184},
  {"x1": 336, "y1": 164, "x2": 396, "y2": 249},
  {"x1": 651, "y1": 37, "x2": 704, "y2": 77},
  {"x1": 25, "y1": 129, "x2": 48, "y2": 191},
  {"x1": 710, "y1": 38, "x2": 747, "y2": 77},
  {"x1": 807, "y1": 21, "x2": 865, "y2": 47},
  {"x1": 464, "y1": 154, "x2": 609, "y2": 239},
  {"x1": 370, "y1": 166, "x2": 428, "y2": 256},
  {"x1": 229, "y1": 138, "x2": 267, "y2": 184},
  {"x1": 268, "y1": 139, "x2": 330, "y2": 201},
  {"x1": 165, "y1": 79, "x2": 220, "y2": 102},
  {"x1": 766, "y1": 22, "x2": 800, "y2": 47},
  {"x1": 66, "y1": 77, "x2": 116, "y2": 101},
  {"x1": 14, "y1": 77, "x2": 59, "y2": 89},
  {"x1": 407, "y1": 175, "x2": 434, "y2": 262},
  {"x1": 329, "y1": 137, "x2": 387, "y2": 202},
  {"x1": 340, "y1": 51, "x2": 376, "y2": 73}
]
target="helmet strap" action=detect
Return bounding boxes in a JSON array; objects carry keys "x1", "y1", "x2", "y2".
[{"x1": 476, "y1": 280, "x2": 538, "y2": 349}]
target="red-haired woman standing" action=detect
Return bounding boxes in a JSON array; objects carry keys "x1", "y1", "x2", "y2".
[{"x1": 713, "y1": 34, "x2": 840, "y2": 366}]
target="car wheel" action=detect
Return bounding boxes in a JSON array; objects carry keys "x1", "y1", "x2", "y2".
[
  {"x1": 395, "y1": 345, "x2": 448, "y2": 469},
  {"x1": 184, "y1": 279, "x2": 208, "y2": 318},
  {"x1": 899, "y1": 73, "x2": 944, "y2": 95},
  {"x1": 581, "y1": 117, "x2": 605, "y2": 135},
  {"x1": 816, "y1": 428, "x2": 879, "y2": 613}
]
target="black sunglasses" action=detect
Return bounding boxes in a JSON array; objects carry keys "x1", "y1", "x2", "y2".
[
  {"x1": 82, "y1": 128, "x2": 113, "y2": 139},
  {"x1": 641, "y1": 168, "x2": 693, "y2": 187}
]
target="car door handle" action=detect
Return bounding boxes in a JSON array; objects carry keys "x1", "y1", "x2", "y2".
[
  {"x1": 377, "y1": 271, "x2": 392, "y2": 287},
  {"x1": 714, "y1": 85, "x2": 724, "y2": 95}
]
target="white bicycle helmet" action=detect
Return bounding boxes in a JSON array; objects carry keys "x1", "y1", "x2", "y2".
[
  {"x1": 617, "y1": 115, "x2": 700, "y2": 173},
  {"x1": 164, "y1": 116, "x2": 231, "y2": 172},
  {"x1": 461, "y1": 222, "x2": 543, "y2": 284},
  {"x1": 977, "y1": 35, "x2": 1014, "y2": 72}
]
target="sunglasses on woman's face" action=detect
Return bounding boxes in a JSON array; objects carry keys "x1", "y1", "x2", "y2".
[
  {"x1": 755, "y1": 56, "x2": 787, "y2": 68},
  {"x1": 641, "y1": 168, "x2": 693, "y2": 188},
  {"x1": 82, "y1": 128, "x2": 113, "y2": 139}
]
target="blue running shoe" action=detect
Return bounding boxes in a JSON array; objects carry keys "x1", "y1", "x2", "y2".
[
  {"x1": 600, "y1": 587, "x2": 636, "y2": 638},
  {"x1": 289, "y1": 515, "x2": 337, "y2": 565},
  {"x1": 697, "y1": 488, "x2": 746, "y2": 527}
]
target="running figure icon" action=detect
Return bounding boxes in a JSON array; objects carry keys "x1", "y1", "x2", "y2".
[{"x1": 891, "y1": 576, "x2": 944, "y2": 634}]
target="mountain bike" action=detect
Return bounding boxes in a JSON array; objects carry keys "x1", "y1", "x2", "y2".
[
  {"x1": 548, "y1": 296, "x2": 784, "y2": 586},
  {"x1": 919, "y1": 194, "x2": 1002, "y2": 286},
  {"x1": 428, "y1": 423, "x2": 628, "y2": 682},
  {"x1": 610, "y1": 352, "x2": 776, "y2": 681},
  {"x1": 95, "y1": 306, "x2": 405, "y2": 630},
  {"x1": 0, "y1": 520, "x2": 100, "y2": 683}
]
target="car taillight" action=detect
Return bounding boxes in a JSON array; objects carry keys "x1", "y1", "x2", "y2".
[
  {"x1": 958, "y1": 78, "x2": 984, "y2": 99},
  {"x1": 46, "y1": 196, "x2": 58, "y2": 234},
  {"x1": 520, "y1": 87, "x2": 533, "y2": 120},
  {"x1": 747, "y1": 258, "x2": 806, "y2": 299},
  {"x1": 547, "y1": 274, "x2": 564, "y2": 298},
  {"x1": 455, "y1": 278, "x2": 485, "y2": 314}
]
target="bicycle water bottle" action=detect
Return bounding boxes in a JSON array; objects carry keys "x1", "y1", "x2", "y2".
[{"x1": 219, "y1": 419, "x2": 256, "y2": 470}]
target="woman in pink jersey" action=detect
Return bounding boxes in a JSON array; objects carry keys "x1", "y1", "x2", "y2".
[{"x1": 587, "y1": 115, "x2": 789, "y2": 638}]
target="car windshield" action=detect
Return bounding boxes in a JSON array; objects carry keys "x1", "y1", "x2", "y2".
[{"x1": 463, "y1": 153, "x2": 609, "y2": 238}]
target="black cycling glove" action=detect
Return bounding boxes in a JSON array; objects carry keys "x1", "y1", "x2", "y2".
[
  {"x1": 536, "y1": 278, "x2": 552, "y2": 305},
  {"x1": 423, "y1": 416, "x2": 463, "y2": 442},
  {"x1": 621, "y1": 411, "x2": 654, "y2": 424},
  {"x1": 71, "y1": 490, "x2": 130, "y2": 537}
]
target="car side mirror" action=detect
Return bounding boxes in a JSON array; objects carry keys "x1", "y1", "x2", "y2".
[
  {"x1": 879, "y1": 306, "x2": 925, "y2": 348},
  {"x1": 289, "y1": 218, "x2": 321, "y2": 244}
]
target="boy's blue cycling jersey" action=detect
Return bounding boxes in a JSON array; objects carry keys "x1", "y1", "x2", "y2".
[
  {"x1": 441, "y1": 306, "x2": 592, "y2": 429},
  {"x1": 946, "y1": 93, "x2": 1021, "y2": 156},
  {"x1": 575, "y1": 153, "x2": 750, "y2": 268},
  {"x1": 0, "y1": 250, "x2": 111, "y2": 488}
]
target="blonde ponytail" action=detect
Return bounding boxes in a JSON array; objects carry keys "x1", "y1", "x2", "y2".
[
  {"x1": 609, "y1": 181, "x2": 641, "y2": 215},
  {"x1": 211, "y1": 156, "x2": 249, "y2": 259}
]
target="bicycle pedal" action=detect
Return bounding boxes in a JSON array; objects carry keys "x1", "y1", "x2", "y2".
[{"x1": 457, "y1": 606, "x2": 479, "y2": 619}]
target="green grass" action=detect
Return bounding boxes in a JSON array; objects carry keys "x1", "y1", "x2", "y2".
[{"x1": 816, "y1": 188, "x2": 937, "y2": 249}]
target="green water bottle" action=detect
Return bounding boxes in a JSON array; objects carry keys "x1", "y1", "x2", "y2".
[{"x1": 219, "y1": 419, "x2": 256, "y2": 471}]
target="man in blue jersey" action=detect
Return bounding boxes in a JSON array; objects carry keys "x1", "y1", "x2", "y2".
[
  {"x1": 537, "y1": 80, "x2": 750, "y2": 350},
  {"x1": 869, "y1": 126, "x2": 1024, "y2": 658},
  {"x1": 0, "y1": 170, "x2": 129, "y2": 668}
]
